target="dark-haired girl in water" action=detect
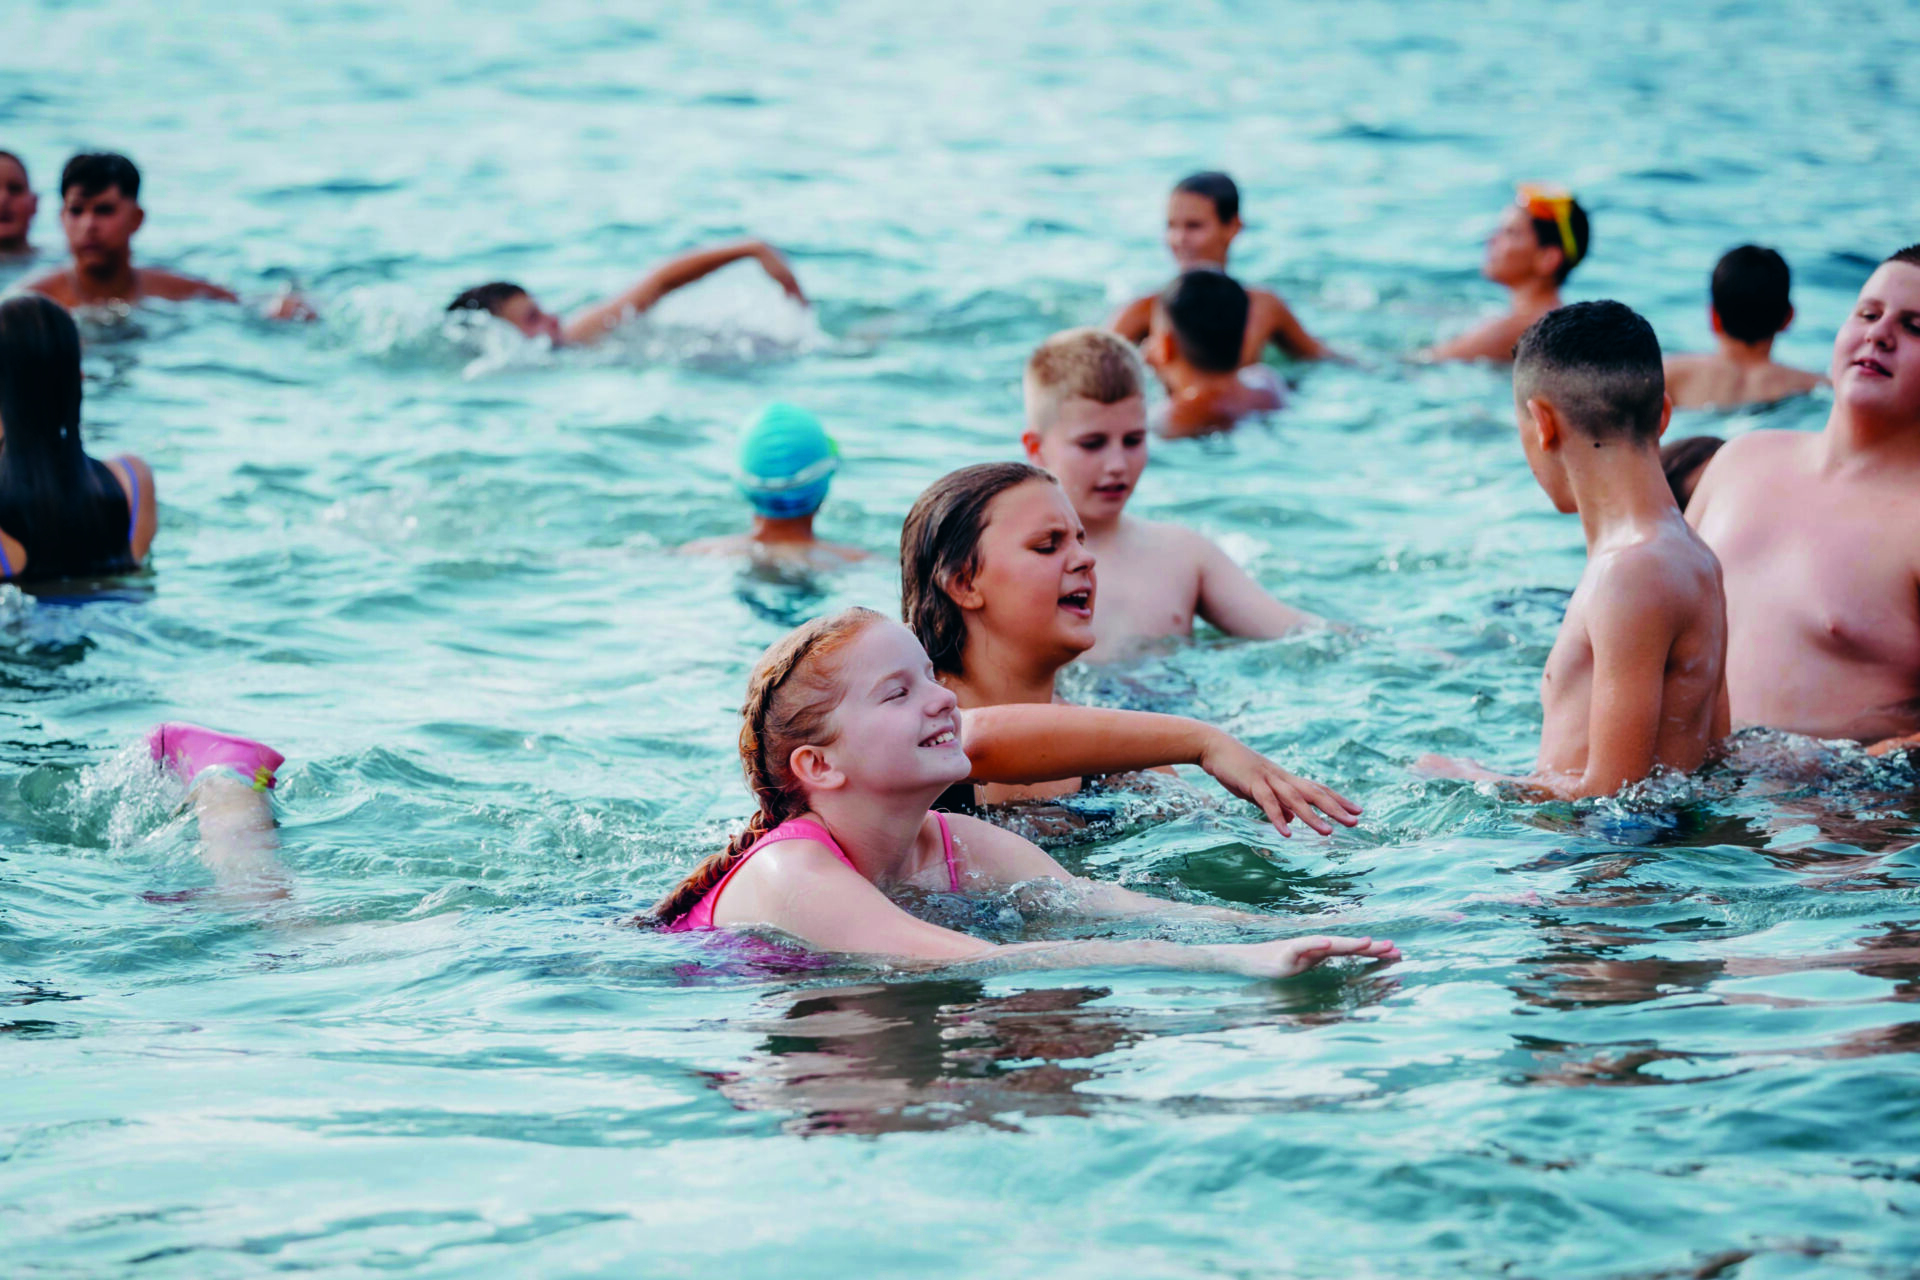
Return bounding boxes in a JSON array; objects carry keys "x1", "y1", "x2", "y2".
[
  {"x1": 902, "y1": 461, "x2": 1360, "y2": 835},
  {"x1": 0, "y1": 294, "x2": 155, "y2": 581}
]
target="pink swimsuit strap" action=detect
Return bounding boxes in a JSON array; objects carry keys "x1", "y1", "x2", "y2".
[{"x1": 669, "y1": 813, "x2": 961, "y2": 933}]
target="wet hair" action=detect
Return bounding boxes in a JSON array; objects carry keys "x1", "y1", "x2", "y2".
[
  {"x1": 901, "y1": 461, "x2": 1056, "y2": 675},
  {"x1": 0, "y1": 296, "x2": 133, "y2": 576},
  {"x1": 1173, "y1": 171, "x2": 1239, "y2": 225},
  {"x1": 447, "y1": 282, "x2": 527, "y2": 316},
  {"x1": 1025, "y1": 328, "x2": 1145, "y2": 428},
  {"x1": 1513, "y1": 300, "x2": 1666, "y2": 442},
  {"x1": 1660, "y1": 436, "x2": 1724, "y2": 511},
  {"x1": 1885, "y1": 244, "x2": 1920, "y2": 269},
  {"x1": 1159, "y1": 268, "x2": 1248, "y2": 372},
  {"x1": 1711, "y1": 246, "x2": 1793, "y2": 344},
  {"x1": 1528, "y1": 198, "x2": 1590, "y2": 284},
  {"x1": 60, "y1": 152, "x2": 139, "y2": 202},
  {"x1": 649, "y1": 606, "x2": 886, "y2": 926}
]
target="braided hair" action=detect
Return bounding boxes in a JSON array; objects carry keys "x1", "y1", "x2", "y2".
[{"x1": 648, "y1": 607, "x2": 886, "y2": 926}]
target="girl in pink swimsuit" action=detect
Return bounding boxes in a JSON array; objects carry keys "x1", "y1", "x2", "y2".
[{"x1": 651, "y1": 607, "x2": 1399, "y2": 978}]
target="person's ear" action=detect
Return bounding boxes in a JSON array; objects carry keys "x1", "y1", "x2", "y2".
[
  {"x1": 788, "y1": 743, "x2": 845, "y2": 792},
  {"x1": 1537, "y1": 245, "x2": 1565, "y2": 283},
  {"x1": 1656, "y1": 393, "x2": 1673, "y2": 440},
  {"x1": 1223, "y1": 216, "x2": 1243, "y2": 245},
  {"x1": 1020, "y1": 430, "x2": 1045, "y2": 464},
  {"x1": 129, "y1": 204, "x2": 145, "y2": 236},
  {"x1": 942, "y1": 568, "x2": 986, "y2": 613},
  {"x1": 1525, "y1": 396, "x2": 1562, "y2": 451},
  {"x1": 1708, "y1": 306, "x2": 1724, "y2": 337},
  {"x1": 1782, "y1": 303, "x2": 1795, "y2": 333}
]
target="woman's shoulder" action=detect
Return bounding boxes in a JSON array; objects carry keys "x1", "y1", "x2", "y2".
[{"x1": 0, "y1": 526, "x2": 24, "y2": 578}]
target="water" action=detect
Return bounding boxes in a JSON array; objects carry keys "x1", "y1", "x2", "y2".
[{"x1": 4, "y1": 1, "x2": 1918, "y2": 1274}]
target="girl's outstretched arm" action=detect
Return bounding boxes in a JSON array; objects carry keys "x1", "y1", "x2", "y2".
[
  {"x1": 713, "y1": 838, "x2": 1397, "y2": 976},
  {"x1": 960, "y1": 704, "x2": 1360, "y2": 836}
]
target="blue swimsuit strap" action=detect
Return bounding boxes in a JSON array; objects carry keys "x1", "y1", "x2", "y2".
[{"x1": 114, "y1": 457, "x2": 139, "y2": 544}]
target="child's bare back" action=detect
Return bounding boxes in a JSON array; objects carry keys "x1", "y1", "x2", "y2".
[{"x1": 1664, "y1": 353, "x2": 1823, "y2": 411}]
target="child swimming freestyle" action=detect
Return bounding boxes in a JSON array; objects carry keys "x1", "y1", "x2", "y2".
[
  {"x1": 1144, "y1": 269, "x2": 1287, "y2": 436},
  {"x1": 25, "y1": 154, "x2": 307, "y2": 318},
  {"x1": 0, "y1": 296, "x2": 156, "y2": 582},
  {"x1": 1424, "y1": 185, "x2": 1589, "y2": 364},
  {"x1": 1108, "y1": 171, "x2": 1334, "y2": 366},
  {"x1": 1660, "y1": 435, "x2": 1724, "y2": 511},
  {"x1": 1020, "y1": 327, "x2": 1321, "y2": 659},
  {"x1": 1663, "y1": 246, "x2": 1825, "y2": 409},
  {"x1": 148, "y1": 723, "x2": 286, "y2": 903},
  {"x1": 903, "y1": 461, "x2": 1360, "y2": 832},
  {"x1": 650, "y1": 607, "x2": 1398, "y2": 975},
  {"x1": 447, "y1": 239, "x2": 806, "y2": 347},
  {"x1": 681, "y1": 403, "x2": 864, "y2": 565},
  {"x1": 1686, "y1": 245, "x2": 1920, "y2": 751},
  {"x1": 1419, "y1": 301, "x2": 1729, "y2": 798},
  {"x1": 0, "y1": 150, "x2": 37, "y2": 255}
]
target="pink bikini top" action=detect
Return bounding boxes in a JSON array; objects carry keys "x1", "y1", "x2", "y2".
[{"x1": 667, "y1": 812, "x2": 961, "y2": 933}]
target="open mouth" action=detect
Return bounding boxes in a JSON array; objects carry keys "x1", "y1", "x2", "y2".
[
  {"x1": 1058, "y1": 588, "x2": 1092, "y2": 617},
  {"x1": 1092, "y1": 483, "x2": 1130, "y2": 499},
  {"x1": 919, "y1": 726, "x2": 958, "y2": 748},
  {"x1": 1853, "y1": 357, "x2": 1893, "y2": 378}
]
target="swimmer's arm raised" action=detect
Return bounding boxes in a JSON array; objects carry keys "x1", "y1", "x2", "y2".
[
  {"x1": 565, "y1": 239, "x2": 806, "y2": 344},
  {"x1": 961, "y1": 704, "x2": 1360, "y2": 836},
  {"x1": 731, "y1": 843, "x2": 1395, "y2": 975}
]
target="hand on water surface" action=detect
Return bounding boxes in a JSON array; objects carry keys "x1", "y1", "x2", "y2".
[
  {"x1": 1197, "y1": 730, "x2": 1361, "y2": 837},
  {"x1": 1211, "y1": 935, "x2": 1401, "y2": 978},
  {"x1": 1864, "y1": 733, "x2": 1920, "y2": 758},
  {"x1": 266, "y1": 291, "x2": 317, "y2": 322},
  {"x1": 753, "y1": 242, "x2": 808, "y2": 305}
]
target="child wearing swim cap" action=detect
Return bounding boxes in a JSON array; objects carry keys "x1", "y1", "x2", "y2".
[
  {"x1": 681, "y1": 402, "x2": 865, "y2": 564},
  {"x1": 146, "y1": 722, "x2": 290, "y2": 904},
  {"x1": 650, "y1": 606, "x2": 1398, "y2": 976}
]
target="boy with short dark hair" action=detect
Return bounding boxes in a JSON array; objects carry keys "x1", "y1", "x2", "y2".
[
  {"x1": 1108, "y1": 171, "x2": 1334, "y2": 366},
  {"x1": 1021, "y1": 327, "x2": 1319, "y2": 661},
  {"x1": 1425, "y1": 185, "x2": 1590, "y2": 364},
  {"x1": 1145, "y1": 269, "x2": 1284, "y2": 436},
  {"x1": 1420, "y1": 300, "x2": 1730, "y2": 797},
  {"x1": 1663, "y1": 246, "x2": 1825, "y2": 408},
  {"x1": 447, "y1": 239, "x2": 806, "y2": 347},
  {"x1": 27, "y1": 153, "x2": 252, "y2": 309},
  {"x1": 0, "y1": 150, "x2": 37, "y2": 255}
]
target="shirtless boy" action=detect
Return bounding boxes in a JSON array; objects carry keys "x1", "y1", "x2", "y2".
[
  {"x1": 681, "y1": 402, "x2": 864, "y2": 566},
  {"x1": 1108, "y1": 171, "x2": 1333, "y2": 366},
  {"x1": 0, "y1": 151, "x2": 37, "y2": 255},
  {"x1": 447, "y1": 239, "x2": 805, "y2": 347},
  {"x1": 1021, "y1": 327, "x2": 1320, "y2": 661},
  {"x1": 1664, "y1": 245, "x2": 1824, "y2": 409},
  {"x1": 1421, "y1": 301, "x2": 1730, "y2": 797},
  {"x1": 1146, "y1": 269, "x2": 1287, "y2": 437},
  {"x1": 1685, "y1": 246, "x2": 1920, "y2": 750},
  {"x1": 25, "y1": 153, "x2": 294, "y2": 312},
  {"x1": 1425, "y1": 186, "x2": 1589, "y2": 364}
]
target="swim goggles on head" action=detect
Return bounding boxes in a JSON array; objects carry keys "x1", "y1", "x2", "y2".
[
  {"x1": 735, "y1": 438, "x2": 840, "y2": 495},
  {"x1": 1517, "y1": 184, "x2": 1581, "y2": 266}
]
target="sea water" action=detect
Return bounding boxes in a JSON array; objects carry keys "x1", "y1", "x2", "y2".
[{"x1": 2, "y1": 1, "x2": 1917, "y2": 1274}]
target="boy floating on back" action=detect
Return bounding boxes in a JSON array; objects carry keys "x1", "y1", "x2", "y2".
[
  {"x1": 1021, "y1": 327, "x2": 1320, "y2": 660},
  {"x1": 1663, "y1": 246, "x2": 1825, "y2": 409},
  {"x1": 1108, "y1": 171, "x2": 1333, "y2": 366},
  {"x1": 26, "y1": 153, "x2": 303, "y2": 316},
  {"x1": 1421, "y1": 300, "x2": 1729, "y2": 797},
  {"x1": 681, "y1": 403, "x2": 864, "y2": 565},
  {"x1": 1426, "y1": 185, "x2": 1589, "y2": 364},
  {"x1": 447, "y1": 239, "x2": 805, "y2": 347}
]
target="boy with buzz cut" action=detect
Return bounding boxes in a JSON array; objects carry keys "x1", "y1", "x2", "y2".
[
  {"x1": 1146, "y1": 268, "x2": 1285, "y2": 436},
  {"x1": 1109, "y1": 171, "x2": 1334, "y2": 366},
  {"x1": 26, "y1": 153, "x2": 288, "y2": 313},
  {"x1": 1021, "y1": 327, "x2": 1322, "y2": 662},
  {"x1": 1419, "y1": 300, "x2": 1730, "y2": 798},
  {"x1": 1663, "y1": 245, "x2": 1825, "y2": 409}
]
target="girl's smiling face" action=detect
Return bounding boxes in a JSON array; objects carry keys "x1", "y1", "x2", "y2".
[
  {"x1": 955, "y1": 478, "x2": 1097, "y2": 670},
  {"x1": 813, "y1": 621, "x2": 969, "y2": 796}
]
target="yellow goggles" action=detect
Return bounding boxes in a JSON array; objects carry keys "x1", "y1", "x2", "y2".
[{"x1": 1517, "y1": 184, "x2": 1580, "y2": 265}]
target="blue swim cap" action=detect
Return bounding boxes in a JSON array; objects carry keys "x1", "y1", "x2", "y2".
[{"x1": 737, "y1": 402, "x2": 838, "y2": 519}]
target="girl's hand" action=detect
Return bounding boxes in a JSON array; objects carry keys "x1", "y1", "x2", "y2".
[
  {"x1": 1211, "y1": 934, "x2": 1400, "y2": 978},
  {"x1": 1197, "y1": 730, "x2": 1362, "y2": 836}
]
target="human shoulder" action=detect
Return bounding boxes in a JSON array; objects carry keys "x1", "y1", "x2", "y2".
[
  {"x1": 1757, "y1": 363, "x2": 1825, "y2": 400},
  {"x1": 22, "y1": 269, "x2": 78, "y2": 305},
  {"x1": 139, "y1": 269, "x2": 238, "y2": 303},
  {"x1": 1109, "y1": 294, "x2": 1154, "y2": 341},
  {"x1": 724, "y1": 829, "x2": 857, "y2": 894},
  {"x1": 0, "y1": 527, "x2": 25, "y2": 578}
]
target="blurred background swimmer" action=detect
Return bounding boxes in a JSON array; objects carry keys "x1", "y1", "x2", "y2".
[
  {"x1": 682, "y1": 402, "x2": 865, "y2": 565},
  {"x1": 1424, "y1": 184, "x2": 1589, "y2": 364},
  {"x1": 0, "y1": 295, "x2": 157, "y2": 583},
  {"x1": 147, "y1": 723, "x2": 288, "y2": 905},
  {"x1": 447, "y1": 238, "x2": 806, "y2": 348},
  {"x1": 0, "y1": 149, "x2": 38, "y2": 257},
  {"x1": 1146, "y1": 269, "x2": 1286, "y2": 436},
  {"x1": 1664, "y1": 245, "x2": 1826, "y2": 409}
]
